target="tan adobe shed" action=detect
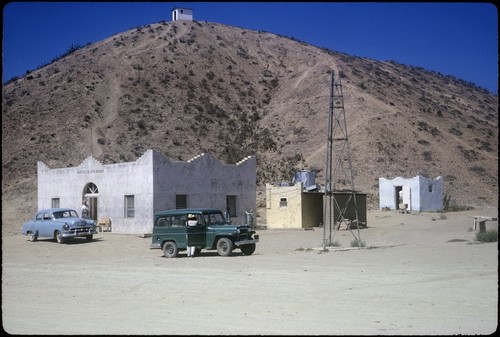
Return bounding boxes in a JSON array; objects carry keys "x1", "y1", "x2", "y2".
[{"x1": 266, "y1": 183, "x2": 367, "y2": 229}]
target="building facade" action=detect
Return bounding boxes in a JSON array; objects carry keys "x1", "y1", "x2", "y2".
[
  {"x1": 37, "y1": 150, "x2": 256, "y2": 234},
  {"x1": 379, "y1": 175, "x2": 444, "y2": 212}
]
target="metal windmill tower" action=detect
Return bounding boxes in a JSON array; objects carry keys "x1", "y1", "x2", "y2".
[{"x1": 323, "y1": 70, "x2": 362, "y2": 249}]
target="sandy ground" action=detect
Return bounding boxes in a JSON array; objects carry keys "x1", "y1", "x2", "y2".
[{"x1": 2, "y1": 208, "x2": 498, "y2": 335}]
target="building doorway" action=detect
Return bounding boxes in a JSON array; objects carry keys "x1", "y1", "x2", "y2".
[
  {"x1": 395, "y1": 186, "x2": 403, "y2": 210},
  {"x1": 83, "y1": 182, "x2": 99, "y2": 221}
]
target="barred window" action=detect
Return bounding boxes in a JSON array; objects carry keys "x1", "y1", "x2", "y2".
[
  {"x1": 124, "y1": 195, "x2": 135, "y2": 218},
  {"x1": 51, "y1": 198, "x2": 60, "y2": 208}
]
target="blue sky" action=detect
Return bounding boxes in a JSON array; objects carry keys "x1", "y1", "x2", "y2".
[{"x1": 2, "y1": 2, "x2": 498, "y2": 93}]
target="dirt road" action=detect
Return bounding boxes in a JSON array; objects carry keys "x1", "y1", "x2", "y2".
[{"x1": 2, "y1": 209, "x2": 497, "y2": 335}]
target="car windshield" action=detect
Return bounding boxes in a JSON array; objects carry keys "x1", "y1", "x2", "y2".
[
  {"x1": 53, "y1": 210, "x2": 79, "y2": 219},
  {"x1": 203, "y1": 212, "x2": 226, "y2": 225}
]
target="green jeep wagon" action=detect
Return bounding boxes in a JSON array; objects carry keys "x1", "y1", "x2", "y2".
[{"x1": 150, "y1": 208, "x2": 259, "y2": 258}]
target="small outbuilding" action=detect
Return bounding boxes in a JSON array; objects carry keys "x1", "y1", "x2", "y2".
[
  {"x1": 266, "y1": 182, "x2": 324, "y2": 229},
  {"x1": 379, "y1": 175, "x2": 444, "y2": 212},
  {"x1": 172, "y1": 8, "x2": 193, "y2": 21},
  {"x1": 265, "y1": 171, "x2": 367, "y2": 229}
]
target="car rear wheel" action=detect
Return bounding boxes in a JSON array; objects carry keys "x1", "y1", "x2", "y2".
[
  {"x1": 240, "y1": 243, "x2": 256, "y2": 256},
  {"x1": 55, "y1": 231, "x2": 65, "y2": 244},
  {"x1": 28, "y1": 232, "x2": 38, "y2": 242},
  {"x1": 217, "y1": 237, "x2": 233, "y2": 256},
  {"x1": 163, "y1": 241, "x2": 178, "y2": 258}
]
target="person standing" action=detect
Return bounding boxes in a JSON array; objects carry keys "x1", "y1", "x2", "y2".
[
  {"x1": 186, "y1": 214, "x2": 198, "y2": 257},
  {"x1": 81, "y1": 202, "x2": 89, "y2": 218}
]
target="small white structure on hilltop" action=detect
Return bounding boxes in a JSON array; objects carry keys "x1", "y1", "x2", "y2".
[
  {"x1": 172, "y1": 8, "x2": 193, "y2": 21},
  {"x1": 379, "y1": 175, "x2": 444, "y2": 212},
  {"x1": 37, "y1": 150, "x2": 256, "y2": 234}
]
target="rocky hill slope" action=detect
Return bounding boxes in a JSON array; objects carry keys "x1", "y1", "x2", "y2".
[{"x1": 2, "y1": 20, "x2": 498, "y2": 226}]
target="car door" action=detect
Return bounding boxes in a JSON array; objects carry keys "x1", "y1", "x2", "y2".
[
  {"x1": 29, "y1": 212, "x2": 43, "y2": 236},
  {"x1": 38, "y1": 212, "x2": 53, "y2": 237},
  {"x1": 187, "y1": 214, "x2": 206, "y2": 248}
]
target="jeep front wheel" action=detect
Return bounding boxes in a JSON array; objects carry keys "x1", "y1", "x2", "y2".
[
  {"x1": 216, "y1": 237, "x2": 233, "y2": 256},
  {"x1": 240, "y1": 243, "x2": 256, "y2": 256},
  {"x1": 163, "y1": 241, "x2": 178, "y2": 258}
]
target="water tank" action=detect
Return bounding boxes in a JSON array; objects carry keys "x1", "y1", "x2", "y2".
[{"x1": 293, "y1": 170, "x2": 316, "y2": 189}]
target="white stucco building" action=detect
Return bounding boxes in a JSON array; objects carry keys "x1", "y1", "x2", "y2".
[
  {"x1": 379, "y1": 175, "x2": 444, "y2": 212},
  {"x1": 172, "y1": 8, "x2": 193, "y2": 21},
  {"x1": 37, "y1": 150, "x2": 256, "y2": 234}
]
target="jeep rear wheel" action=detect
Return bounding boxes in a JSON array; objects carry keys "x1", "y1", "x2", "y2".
[
  {"x1": 163, "y1": 241, "x2": 178, "y2": 258},
  {"x1": 240, "y1": 243, "x2": 256, "y2": 256},
  {"x1": 216, "y1": 237, "x2": 233, "y2": 256}
]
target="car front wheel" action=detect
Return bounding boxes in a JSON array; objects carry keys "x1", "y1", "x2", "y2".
[
  {"x1": 55, "y1": 231, "x2": 65, "y2": 244},
  {"x1": 217, "y1": 237, "x2": 233, "y2": 256},
  {"x1": 86, "y1": 235, "x2": 93, "y2": 242},
  {"x1": 163, "y1": 241, "x2": 178, "y2": 258},
  {"x1": 28, "y1": 232, "x2": 38, "y2": 242}
]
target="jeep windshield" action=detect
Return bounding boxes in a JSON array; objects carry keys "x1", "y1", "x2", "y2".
[{"x1": 203, "y1": 211, "x2": 226, "y2": 225}]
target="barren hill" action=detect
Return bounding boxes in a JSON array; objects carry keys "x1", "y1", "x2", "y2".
[{"x1": 2, "y1": 20, "x2": 498, "y2": 227}]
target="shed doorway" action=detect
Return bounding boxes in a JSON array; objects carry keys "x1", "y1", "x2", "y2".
[{"x1": 83, "y1": 182, "x2": 99, "y2": 221}]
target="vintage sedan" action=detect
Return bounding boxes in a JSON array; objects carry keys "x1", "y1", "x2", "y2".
[{"x1": 22, "y1": 208, "x2": 97, "y2": 244}]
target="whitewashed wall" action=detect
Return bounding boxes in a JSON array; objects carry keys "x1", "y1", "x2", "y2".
[{"x1": 37, "y1": 150, "x2": 256, "y2": 234}]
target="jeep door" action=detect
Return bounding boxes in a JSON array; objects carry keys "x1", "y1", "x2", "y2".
[{"x1": 187, "y1": 214, "x2": 206, "y2": 248}]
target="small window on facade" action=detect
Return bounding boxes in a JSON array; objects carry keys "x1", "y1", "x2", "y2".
[
  {"x1": 279, "y1": 197, "x2": 288, "y2": 208},
  {"x1": 428, "y1": 184, "x2": 433, "y2": 193},
  {"x1": 226, "y1": 195, "x2": 237, "y2": 217},
  {"x1": 51, "y1": 198, "x2": 60, "y2": 208},
  {"x1": 176, "y1": 194, "x2": 187, "y2": 209},
  {"x1": 124, "y1": 195, "x2": 135, "y2": 218}
]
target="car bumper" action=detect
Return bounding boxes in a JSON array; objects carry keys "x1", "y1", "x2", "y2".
[
  {"x1": 235, "y1": 235, "x2": 259, "y2": 246},
  {"x1": 62, "y1": 229, "x2": 97, "y2": 238}
]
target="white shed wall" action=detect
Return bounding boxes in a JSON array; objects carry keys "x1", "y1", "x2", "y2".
[{"x1": 417, "y1": 176, "x2": 444, "y2": 212}]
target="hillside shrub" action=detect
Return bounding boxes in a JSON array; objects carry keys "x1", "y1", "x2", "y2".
[{"x1": 350, "y1": 239, "x2": 365, "y2": 247}]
